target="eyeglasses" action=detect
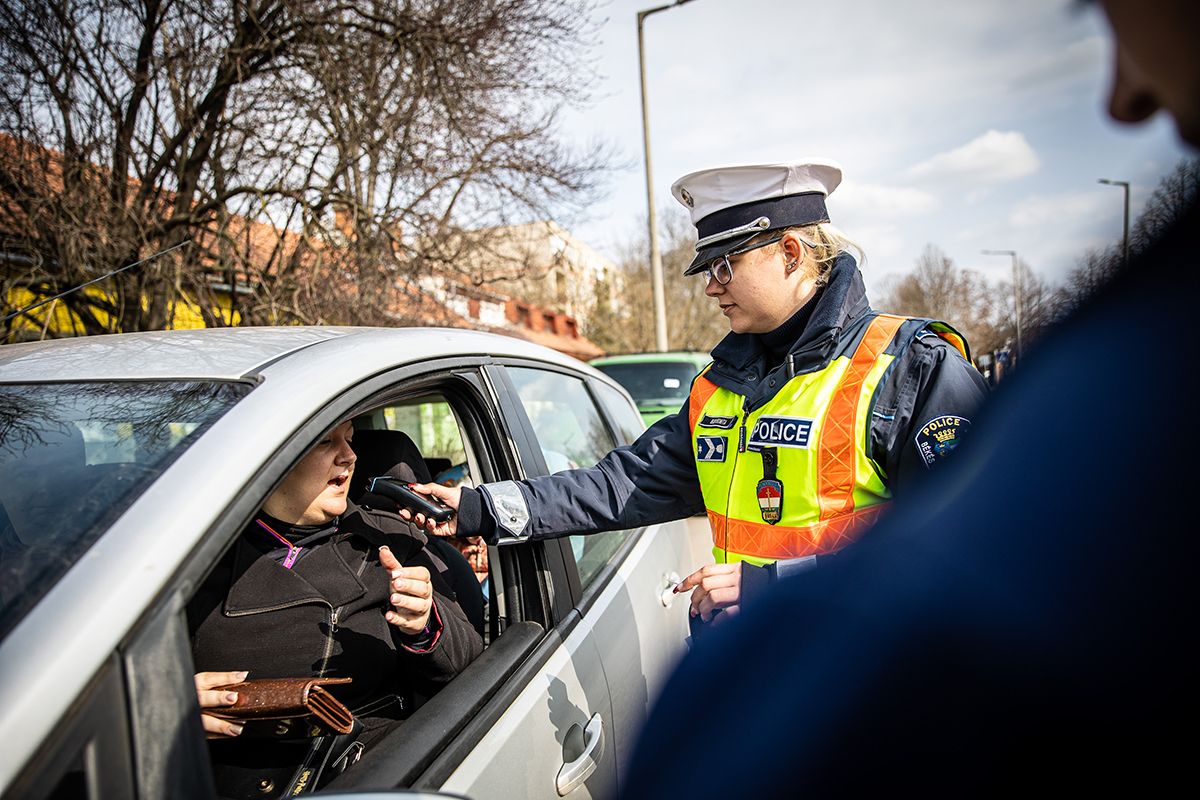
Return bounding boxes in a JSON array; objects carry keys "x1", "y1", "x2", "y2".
[{"x1": 701, "y1": 235, "x2": 785, "y2": 285}]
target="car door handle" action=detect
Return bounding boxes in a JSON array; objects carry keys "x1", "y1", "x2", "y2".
[
  {"x1": 556, "y1": 713, "x2": 605, "y2": 796},
  {"x1": 660, "y1": 571, "x2": 681, "y2": 607}
]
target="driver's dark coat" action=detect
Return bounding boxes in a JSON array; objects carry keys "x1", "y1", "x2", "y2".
[
  {"x1": 467, "y1": 256, "x2": 987, "y2": 542},
  {"x1": 189, "y1": 502, "x2": 482, "y2": 797}
]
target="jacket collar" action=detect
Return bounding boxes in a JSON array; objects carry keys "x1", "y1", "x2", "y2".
[
  {"x1": 709, "y1": 254, "x2": 871, "y2": 386},
  {"x1": 223, "y1": 520, "x2": 369, "y2": 616}
]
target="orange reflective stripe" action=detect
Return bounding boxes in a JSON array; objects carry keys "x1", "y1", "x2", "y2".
[
  {"x1": 816, "y1": 314, "x2": 904, "y2": 521},
  {"x1": 712, "y1": 505, "x2": 886, "y2": 559},
  {"x1": 689, "y1": 374, "x2": 720, "y2": 434}
]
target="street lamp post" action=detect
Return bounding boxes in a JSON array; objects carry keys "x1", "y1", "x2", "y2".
[
  {"x1": 638, "y1": 0, "x2": 695, "y2": 352},
  {"x1": 1098, "y1": 178, "x2": 1131, "y2": 267},
  {"x1": 982, "y1": 249, "x2": 1022, "y2": 362}
]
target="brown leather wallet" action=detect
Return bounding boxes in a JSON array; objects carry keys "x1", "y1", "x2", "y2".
[{"x1": 210, "y1": 677, "x2": 355, "y2": 735}]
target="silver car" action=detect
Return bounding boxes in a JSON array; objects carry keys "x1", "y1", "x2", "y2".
[{"x1": 0, "y1": 327, "x2": 712, "y2": 799}]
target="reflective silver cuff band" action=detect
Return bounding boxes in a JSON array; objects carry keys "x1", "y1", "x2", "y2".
[
  {"x1": 694, "y1": 216, "x2": 771, "y2": 250},
  {"x1": 482, "y1": 481, "x2": 531, "y2": 539},
  {"x1": 774, "y1": 555, "x2": 819, "y2": 580}
]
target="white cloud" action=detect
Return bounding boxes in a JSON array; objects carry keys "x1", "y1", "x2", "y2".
[
  {"x1": 907, "y1": 130, "x2": 1041, "y2": 185},
  {"x1": 831, "y1": 182, "x2": 939, "y2": 219},
  {"x1": 1009, "y1": 190, "x2": 1111, "y2": 229}
]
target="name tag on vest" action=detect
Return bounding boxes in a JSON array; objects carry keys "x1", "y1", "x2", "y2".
[
  {"x1": 698, "y1": 414, "x2": 737, "y2": 430},
  {"x1": 747, "y1": 416, "x2": 814, "y2": 450}
]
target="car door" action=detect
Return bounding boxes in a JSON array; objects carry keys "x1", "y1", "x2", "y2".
[
  {"x1": 577, "y1": 375, "x2": 713, "y2": 780},
  {"x1": 433, "y1": 362, "x2": 618, "y2": 799},
  {"x1": 445, "y1": 360, "x2": 708, "y2": 794}
]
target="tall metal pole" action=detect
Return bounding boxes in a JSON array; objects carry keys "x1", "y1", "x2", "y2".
[
  {"x1": 982, "y1": 249, "x2": 1022, "y2": 362},
  {"x1": 1099, "y1": 178, "x2": 1131, "y2": 268},
  {"x1": 637, "y1": 1, "x2": 695, "y2": 352}
]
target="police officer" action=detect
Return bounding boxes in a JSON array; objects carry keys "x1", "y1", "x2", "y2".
[{"x1": 408, "y1": 158, "x2": 988, "y2": 616}]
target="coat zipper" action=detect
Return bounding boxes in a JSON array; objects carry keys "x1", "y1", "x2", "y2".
[{"x1": 317, "y1": 547, "x2": 375, "y2": 677}]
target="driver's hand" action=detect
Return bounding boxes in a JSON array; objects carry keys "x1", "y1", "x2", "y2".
[
  {"x1": 195, "y1": 670, "x2": 248, "y2": 738},
  {"x1": 400, "y1": 483, "x2": 461, "y2": 538},
  {"x1": 675, "y1": 562, "x2": 743, "y2": 623},
  {"x1": 379, "y1": 546, "x2": 434, "y2": 634}
]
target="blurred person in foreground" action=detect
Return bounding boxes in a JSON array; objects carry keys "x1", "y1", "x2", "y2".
[{"x1": 621, "y1": 0, "x2": 1199, "y2": 795}]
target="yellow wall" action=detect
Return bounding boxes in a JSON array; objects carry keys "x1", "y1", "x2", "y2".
[{"x1": 5, "y1": 285, "x2": 241, "y2": 341}]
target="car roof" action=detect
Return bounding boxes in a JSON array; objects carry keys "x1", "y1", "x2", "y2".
[
  {"x1": 589, "y1": 351, "x2": 711, "y2": 367},
  {"x1": 0, "y1": 326, "x2": 594, "y2": 382}
]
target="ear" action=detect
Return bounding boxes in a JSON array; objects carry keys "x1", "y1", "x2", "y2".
[{"x1": 780, "y1": 232, "x2": 807, "y2": 270}]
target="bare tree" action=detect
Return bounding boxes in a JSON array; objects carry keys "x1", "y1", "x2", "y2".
[
  {"x1": 1050, "y1": 157, "x2": 1197, "y2": 322},
  {"x1": 876, "y1": 244, "x2": 1004, "y2": 354},
  {"x1": 1051, "y1": 245, "x2": 1121, "y2": 320},
  {"x1": 1130, "y1": 158, "x2": 1199, "y2": 255},
  {"x1": 0, "y1": 0, "x2": 605, "y2": 339},
  {"x1": 584, "y1": 209, "x2": 727, "y2": 354}
]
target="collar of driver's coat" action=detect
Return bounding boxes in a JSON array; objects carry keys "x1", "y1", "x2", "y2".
[
  {"x1": 707, "y1": 254, "x2": 870, "y2": 390},
  {"x1": 223, "y1": 523, "x2": 368, "y2": 615}
]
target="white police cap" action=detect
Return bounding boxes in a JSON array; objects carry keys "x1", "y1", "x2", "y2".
[{"x1": 670, "y1": 158, "x2": 843, "y2": 275}]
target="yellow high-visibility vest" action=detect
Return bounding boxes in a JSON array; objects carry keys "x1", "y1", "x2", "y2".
[{"x1": 689, "y1": 314, "x2": 967, "y2": 565}]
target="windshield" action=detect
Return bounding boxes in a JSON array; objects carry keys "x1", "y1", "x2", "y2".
[
  {"x1": 595, "y1": 361, "x2": 704, "y2": 407},
  {"x1": 0, "y1": 380, "x2": 251, "y2": 641}
]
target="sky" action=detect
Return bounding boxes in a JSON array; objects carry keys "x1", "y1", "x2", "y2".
[{"x1": 554, "y1": 0, "x2": 1191, "y2": 295}]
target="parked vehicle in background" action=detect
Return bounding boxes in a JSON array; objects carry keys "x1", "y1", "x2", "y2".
[
  {"x1": 0, "y1": 326, "x2": 711, "y2": 799},
  {"x1": 589, "y1": 352, "x2": 711, "y2": 427}
]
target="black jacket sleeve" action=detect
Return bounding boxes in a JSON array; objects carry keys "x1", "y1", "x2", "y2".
[
  {"x1": 870, "y1": 329, "x2": 990, "y2": 490},
  {"x1": 344, "y1": 504, "x2": 483, "y2": 682},
  {"x1": 470, "y1": 400, "x2": 705, "y2": 543}
]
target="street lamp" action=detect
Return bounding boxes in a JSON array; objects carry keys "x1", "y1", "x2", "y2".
[
  {"x1": 1098, "y1": 178, "x2": 1131, "y2": 268},
  {"x1": 638, "y1": 0, "x2": 697, "y2": 352},
  {"x1": 982, "y1": 249, "x2": 1022, "y2": 362}
]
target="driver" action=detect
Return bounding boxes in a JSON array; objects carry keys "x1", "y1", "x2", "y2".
[{"x1": 188, "y1": 420, "x2": 483, "y2": 797}]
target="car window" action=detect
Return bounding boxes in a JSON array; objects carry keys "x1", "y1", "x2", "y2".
[
  {"x1": 352, "y1": 395, "x2": 489, "y2": 611},
  {"x1": 507, "y1": 366, "x2": 633, "y2": 591},
  {"x1": 364, "y1": 394, "x2": 473, "y2": 487},
  {"x1": 0, "y1": 381, "x2": 249, "y2": 642},
  {"x1": 507, "y1": 367, "x2": 615, "y2": 470},
  {"x1": 592, "y1": 360, "x2": 704, "y2": 407},
  {"x1": 592, "y1": 380, "x2": 647, "y2": 444}
]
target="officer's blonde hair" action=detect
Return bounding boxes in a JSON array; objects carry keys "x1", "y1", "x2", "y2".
[{"x1": 757, "y1": 223, "x2": 865, "y2": 287}]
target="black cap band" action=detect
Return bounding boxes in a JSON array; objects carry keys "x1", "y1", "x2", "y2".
[{"x1": 695, "y1": 192, "x2": 830, "y2": 245}]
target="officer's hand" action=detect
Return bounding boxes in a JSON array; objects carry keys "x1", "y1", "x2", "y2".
[
  {"x1": 194, "y1": 670, "x2": 248, "y2": 739},
  {"x1": 379, "y1": 546, "x2": 433, "y2": 635},
  {"x1": 675, "y1": 562, "x2": 743, "y2": 623},
  {"x1": 397, "y1": 482, "x2": 461, "y2": 538}
]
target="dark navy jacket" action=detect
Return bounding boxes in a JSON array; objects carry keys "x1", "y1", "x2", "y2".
[
  {"x1": 461, "y1": 256, "x2": 987, "y2": 547},
  {"x1": 622, "y1": 201, "x2": 1200, "y2": 796}
]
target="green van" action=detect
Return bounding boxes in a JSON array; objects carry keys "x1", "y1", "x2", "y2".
[{"x1": 590, "y1": 351, "x2": 711, "y2": 427}]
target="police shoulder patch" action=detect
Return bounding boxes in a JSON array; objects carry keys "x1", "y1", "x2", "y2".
[
  {"x1": 698, "y1": 414, "x2": 737, "y2": 430},
  {"x1": 914, "y1": 414, "x2": 971, "y2": 468},
  {"x1": 696, "y1": 435, "x2": 727, "y2": 462}
]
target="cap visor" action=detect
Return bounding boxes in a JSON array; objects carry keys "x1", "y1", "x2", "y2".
[{"x1": 683, "y1": 231, "x2": 760, "y2": 276}]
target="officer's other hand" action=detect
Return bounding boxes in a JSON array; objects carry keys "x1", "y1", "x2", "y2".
[
  {"x1": 194, "y1": 670, "x2": 248, "y2": 739},
  {"x1": 397, "y1": 482, "x2": 461, "y2": 538},
  {"x1": 675, "y1": 562, "x2": 743, "y2": 623},
  {"x1": 379, "y1": 546, "x2": 434, "y2": 634}
]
